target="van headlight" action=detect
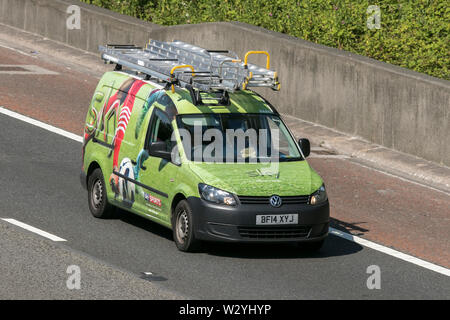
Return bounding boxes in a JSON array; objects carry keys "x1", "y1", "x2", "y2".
[
  {"x1": 198, "y1": 184, "x2": 237, "y2": 206},
  {"x1": 310, "y1": 184, "x2": 328, "y2": 205}
]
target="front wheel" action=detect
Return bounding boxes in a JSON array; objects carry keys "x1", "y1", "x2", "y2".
[
  {"x1": 88, "y1": 168, "x2": 114, "y2": 219},
  {"x1": 172, "y1": 200, "x2": 201, "y2": 252}
]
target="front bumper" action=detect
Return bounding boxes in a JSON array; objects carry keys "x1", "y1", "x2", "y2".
[{"x1": 187, "y1": 196, "x2": 329, "y2": 243}]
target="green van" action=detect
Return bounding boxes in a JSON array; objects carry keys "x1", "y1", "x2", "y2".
[{"x1": 80, "y1": 43, "x2": 329, "y2": 252}]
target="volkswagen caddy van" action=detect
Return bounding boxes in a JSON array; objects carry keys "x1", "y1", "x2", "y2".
[{"x1": 80, "y1": 45, "x2": 329, "y2": 252}]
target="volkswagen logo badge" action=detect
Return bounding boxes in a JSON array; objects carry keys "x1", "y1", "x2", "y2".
[{"x1": 269, "y1": 195, "x2": 282, "y2": 208}]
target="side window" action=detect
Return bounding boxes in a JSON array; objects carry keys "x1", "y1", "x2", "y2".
[{"x1": 147, "y1": 108, "x2": 174, "y2": 152}]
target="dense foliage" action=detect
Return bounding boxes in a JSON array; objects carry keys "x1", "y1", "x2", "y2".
[{"x1": 81, "y1": 0, "x2": 449, "y2": 80}]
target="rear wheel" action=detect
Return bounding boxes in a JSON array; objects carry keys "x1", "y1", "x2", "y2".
[
  {"x1": 172, "y1": 200, "x2": 200, "y2": 252},
  {"x1": 88, "y1": 168, "x2": 114, "y2": 219}
]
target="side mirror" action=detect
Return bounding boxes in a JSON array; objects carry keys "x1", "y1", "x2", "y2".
[
  {"x1": 148, "y1": 141, "x2": 172, "y2": 161},
  {"x1": 298, "y1": 138, "x2": 310, "y2": 158}
]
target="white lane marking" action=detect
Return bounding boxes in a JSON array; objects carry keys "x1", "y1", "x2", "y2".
[
  {"x1": 0, "y1": 107, "x2": 82, "y2": 142},
  {"x1": 2, "y1": 218, "x2": 67, "y2": 242},
  {"x1": 1, "y1": 106, "x2": 449, "y2": 276},
  {"x1": 329, "y1": 227, "x2": 449, "y2": 277}
]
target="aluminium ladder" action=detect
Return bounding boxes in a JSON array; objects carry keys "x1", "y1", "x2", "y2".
[{"x1": 99, "y1": 40, "x2": 280, "y2": 95}]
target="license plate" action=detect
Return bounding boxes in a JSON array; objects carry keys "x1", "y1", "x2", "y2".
[{"x1": 256, "y1": 214, "x2": 298, "y2": 225}]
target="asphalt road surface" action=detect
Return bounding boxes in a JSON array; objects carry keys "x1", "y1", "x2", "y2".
[{"x1": 0, "y1": 115, "x2": 449, "y2": 299}]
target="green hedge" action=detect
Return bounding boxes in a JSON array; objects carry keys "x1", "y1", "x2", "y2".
[{"x1": 81, "y1": 0, "x2": 449, "y2": 80}]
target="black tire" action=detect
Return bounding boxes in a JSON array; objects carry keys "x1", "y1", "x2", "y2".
[
  {"x1": 172, "y1": 200, "x2": 201, "y2": 252},
  {"x1": 87, "y1": 168, "x2": 114, "y2": 219},
  {"x1": 298, "y1": 239, "x2": 325, "y2": 253}
]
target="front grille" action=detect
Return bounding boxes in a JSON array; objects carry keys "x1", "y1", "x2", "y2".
[
  {"x1": 238, "y1": 226, "x2": 311, "y2": 239},
  {"x1": 238, "y1": 195, "x2": 310, "y2": 205}
]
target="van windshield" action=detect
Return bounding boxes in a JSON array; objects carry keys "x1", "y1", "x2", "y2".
[{"x1": 176, "y1": 113, "x2": 303, "y2": 163}]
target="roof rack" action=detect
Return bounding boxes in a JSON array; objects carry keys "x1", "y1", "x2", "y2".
[{"x1": 99, "y1": 40, "x2": 280, "y2": 95}]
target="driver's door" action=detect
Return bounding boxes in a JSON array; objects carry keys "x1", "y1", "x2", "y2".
[{"x1": 137, "y1": 106, "x2": 178, "y2": 225}]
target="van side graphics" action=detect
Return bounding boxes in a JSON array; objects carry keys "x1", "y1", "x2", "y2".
[
  {"x1": 108, "y1": 80, "x2": 146, "y2": 174},
  {"x1": 83, "y1": 74, "x2": 175, "y2": 213}
]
